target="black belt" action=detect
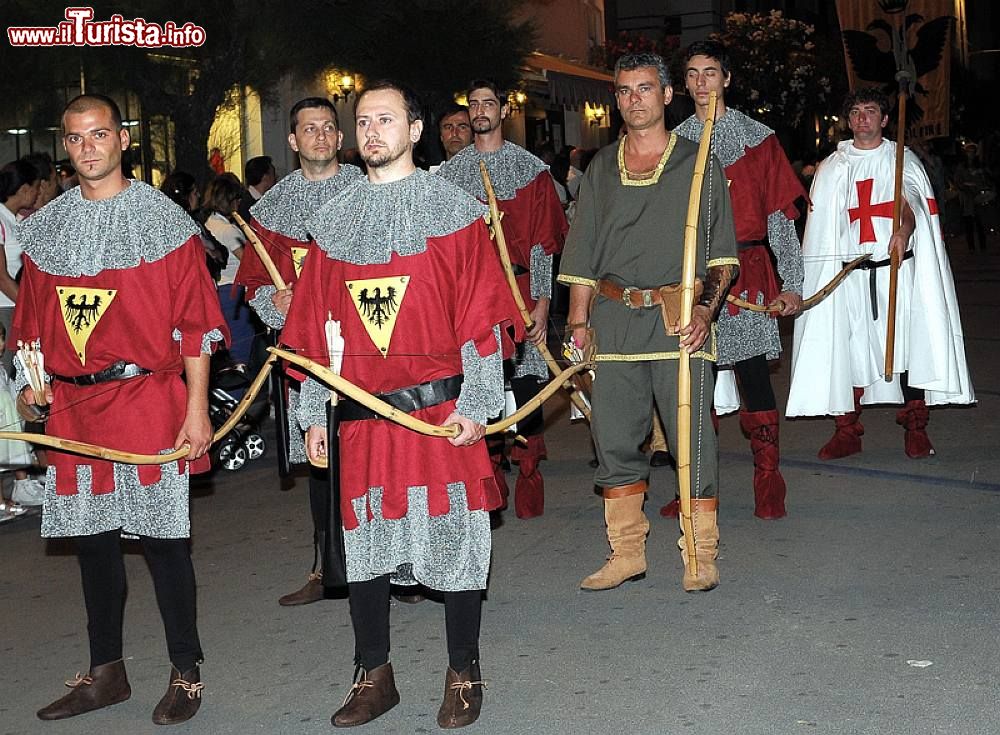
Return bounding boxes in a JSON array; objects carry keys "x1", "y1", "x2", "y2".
[
  {"x1": 843, "y1": 250, "x2": 914, "y2": 320},
  {"x1": 338, "y1": 375, "x2": 463, "y2": 422},
  {"x1": 737, "y1": 240, "x2": 766, "y2": 250},
  {"x1": 50, "y1": 360, "x2": 153, "y2": 386},
  {"x1": 511, "y1": 263, "x2": 529, "y2": 276}
]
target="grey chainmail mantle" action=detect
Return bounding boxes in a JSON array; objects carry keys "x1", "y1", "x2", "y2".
[
  {"x1": 306, "y1": 168, "x2": 486, "y2": 265},
  {"x1": 249, "y1": 165, "x2": 364, "y2": 241},
  {"x1": 435, "y1": 141, "x2": 549, "y2": 201},
  {"x1": 17, "y1": 180, "x2": 199, "y2": 276}
]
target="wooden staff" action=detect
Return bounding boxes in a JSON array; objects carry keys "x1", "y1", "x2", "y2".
[
  {"x1": 884, "y1": 88, "x2": 908, "y2": 381},
  {"x1": 479, "y1": 161, "x2": 593, "y2": 421},
  {"x1": 726, "y1": 253, "x2": 872, "y2": 313},
  {"x1": 232, "y1": 211, "x2": 288, "y2": 291},
  {"x1": 271, "y1": 346, "x2": 593, "y2": 438},
  {"x1": 0, "y1": 353, "x2": 277, "y2": 464},
  {"x1": 677, "y1": 91, "x2": 718, "y2": 576}
]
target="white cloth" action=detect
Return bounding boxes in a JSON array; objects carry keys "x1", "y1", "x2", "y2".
[
  {"x1": 0, "y1": 372, "x2": 34, "y2": 468},
  {"x1": 713, "y1": 367, "x2": 741, "y2": 416},
  {"x1": 0, "y1": 206, "x2": 22, "y2": 308},
  {"x1": 787, "y1": 140, "x2": 974, "y2": 416},
  {"x1": 204, "y1": 211, "x2": 245, "y2": 285}
]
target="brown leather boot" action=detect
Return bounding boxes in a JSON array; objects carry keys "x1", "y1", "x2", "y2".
[
  {"x1": 331, "y1": 662, "x2": 400, "y2": 727},
  {"x1": 677, "y1": 498, "x2": 720, "y2": 592},
  {"x1": 152, "y1": 665, "x2": 203, "y2": 725},
  {"x1": 580, "y1": 482, "x2": 649, "y2": 591},
  {"x1": 278, "y1": 572, "x2": 324, "y2": 606},
  {"x1": 37, "y1": 659, "x2": 131, "y2": 720},
  {"x1": 436, "y1": 661, "x2": 485, "y2": 729}
]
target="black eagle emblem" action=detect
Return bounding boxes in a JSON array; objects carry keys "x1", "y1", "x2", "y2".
[
  {"x1": 842, "y1": 10, "x2": 953, "y2": 130},
  {"x1": 357, "y1": 286, "x2": 399, "y2": 328},
  {"x1": 63, "y1": 294, "x2": 102, "y2": 333}
]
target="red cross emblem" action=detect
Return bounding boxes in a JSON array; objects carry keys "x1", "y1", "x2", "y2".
[{"x1": 848, "y1": 179, "x2": 894, "y2": 245}]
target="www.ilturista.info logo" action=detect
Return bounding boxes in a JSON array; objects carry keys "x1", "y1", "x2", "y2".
[{"x1": 7, "y1": 7, "x2": 206, "y2": 48}]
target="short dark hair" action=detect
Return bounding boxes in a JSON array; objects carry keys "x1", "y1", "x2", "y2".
[
  {"x1": 0, "y1": 159, "x2": 41, "y2": 202},
  {"x1": 62, "y1": 93, "x2": 123, "y2": 132},
  {"x1": 289, "y1": 97, "x2": 339, "y2": 133},
  {"x1": 843, "y1": 88, "x2": 890, "y2": 119},
  {"x1": 356, "y1": 80, "x2": 424, "y2": 124},
  {"x1": 614, "y1": 53, "x2": 671, "y2": 88},
  {"x1": 467, "y1": 79, "x2": 506, "y2": 104},
  {"x1": 244, "y1": 156, "x2": 274, "y2": 187},
  {"x1": 437, "y1": 102, "x2": 470, "y2": 129},
  {"x1": 683, "y1": 40, "x2": 731, "y2": 78}
]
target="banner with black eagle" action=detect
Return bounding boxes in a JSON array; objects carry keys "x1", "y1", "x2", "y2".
[{"x1": 835, "y1": 0, "x2": 954, "y2": 141}]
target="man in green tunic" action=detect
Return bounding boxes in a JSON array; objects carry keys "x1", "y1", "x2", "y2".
[{"x1": 557, "y1": 53, "x2": 738, "y2": 592}]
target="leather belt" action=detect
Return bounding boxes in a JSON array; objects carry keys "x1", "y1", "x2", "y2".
[
  {"x1": 597, "y1": 279, "x2": 671, "y2": 309},
  {"x1": 511, "y1": 263, "x2": 529, "y2": 276},
  {"x1": 338, "y1": 375, "x2": 464, "y2": 422},
  {"x1": 737, "y1": 240, "x2": 765, "y2": 250},
  {"x1": 843, "y1": 250, "x2": 914, "y2": 320},
  {"x1": 50, "y1": 360, "x2": 153, "y2": 386}
]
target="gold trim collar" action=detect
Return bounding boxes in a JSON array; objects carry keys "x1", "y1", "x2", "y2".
[{"x1": 618, "y1": 134, "x2": 677, "y2": 187}]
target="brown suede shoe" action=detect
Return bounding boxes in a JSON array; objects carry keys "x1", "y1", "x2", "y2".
[
  {"x1": 278, "y1": 572, "x2": 324, "y2": 606},
  {"x1": 331, "y1": 662, "x2": 400, "y2": 727},
  {"x1": 436, "y1": 662, "x2": 485, "y2": 729},
  {"x1": 37, "y1": 659, "x2": 131, "y2": 720},
  {"x1": 151, "y1": 665, "x2": 203, "y2": 725}
]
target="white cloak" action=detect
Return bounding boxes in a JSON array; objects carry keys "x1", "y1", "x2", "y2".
[{"x1": 786, "y1": 139, "x2": 974, "y2": 416}]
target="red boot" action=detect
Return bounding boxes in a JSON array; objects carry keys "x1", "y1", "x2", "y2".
[
  {"x1": 818, "y1": 387, "x2": 865, "y2": 460},
  {"x1": 511, "y1": 434, "x2": 546, "y2": 518},
  {"x1": 896, "y1": 400, "x2": 935, "y2": 458},
  {"x1": 740, "y1": 409, "x2": 787, "y2": 519}
]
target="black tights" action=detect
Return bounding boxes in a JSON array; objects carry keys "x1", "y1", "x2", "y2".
[
  {"x1": 76, "y1": 530, "x2": 202, "y2": 672},
  {"x1": 349, "y1": 575, "x2": 482, "y2": 673},
  {"x1": 731, "y1": 354, "x2": 776, "y2": 413}
]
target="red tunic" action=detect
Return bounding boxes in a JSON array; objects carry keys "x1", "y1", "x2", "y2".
[
  {"x1": 13, "y1": 237, "x2": 229, "y2": 494},
  {"x1": 725, "y1": 134, "x2": 807, "y2": 314},
  {"x1": 490, "y1": 173, "x2": 568, "y2": 311},
  {"x1": 234, "y1": 220, "x2": 309, "y2": 300},
  {"x1": 280, "y1": 218, "x2": 523, "y2": 530}
]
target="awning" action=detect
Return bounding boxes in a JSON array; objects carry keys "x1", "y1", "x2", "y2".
[{"x1": 523, "y1": 52, "x2": 614, "y2": 108}]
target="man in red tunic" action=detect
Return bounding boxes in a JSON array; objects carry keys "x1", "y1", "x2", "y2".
[
  {"x1": 436, "y1": 79, "x2": 567, "y2": 519},
  {"x1": 14, "y1": 94, "x2": 227, "y2": 725},
  {"x1": 235, "y1": 97, "x2": 363, "y2": 606},
  {"x1": 281, "y1": 80, "x2": 521, "y2": 729}
]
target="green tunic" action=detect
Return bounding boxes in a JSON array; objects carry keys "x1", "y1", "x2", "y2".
[
  {"x1": 558, "y1": 134, "x2": 738, "y2": 361},
  {"x1": 557, "y1": 134, "x2": 738, "y2": 492}
]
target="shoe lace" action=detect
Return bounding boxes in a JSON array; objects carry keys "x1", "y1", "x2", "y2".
[
  {"x1": 171, "y1": 678, "x2": 205, "y2": 700},
  {"x1": 449, "y1": 678, "x2": 486, "y2": 710},
  {"x1": 342, "y1": 673, "x2": 374, "y2": 707},
  {"x1": 64, "y1": 672, "x2": 93, "y2": 688}
]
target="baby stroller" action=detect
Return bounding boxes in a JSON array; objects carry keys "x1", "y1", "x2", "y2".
[{"x1": 209, "y1": 351, "x2": 268, "y2": 471}]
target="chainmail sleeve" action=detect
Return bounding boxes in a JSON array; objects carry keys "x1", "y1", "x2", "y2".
[
  {"x1": 296, "y1": 377, "x2": 330, "y2": 431},
  {"x1": 247, "y1": 285, "x2": 287, "y2": 330},
  {"x1": 768, "y1": 211, "x2": 804, "y2": 294},
  {"x1": 529, "y1": 244, "x2": 553, "y2": 300},
  {"x1": 455, "y1": 327, "x2": 504, "y2": 425}
]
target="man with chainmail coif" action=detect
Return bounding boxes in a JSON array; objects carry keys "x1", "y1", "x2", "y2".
[
  {"x1": 14, "y1": 94, "x2": 228, "y2": 725},
  {"x1": 558, "y1": 53, "x2": 738, "y2": 593},
  {"x1": 787, "y1": 88, "x2": 974, "y2": 455},
  {"x1": 437, "y1": 79, "x2": 567, "y2": 520},
  {"x1": 665, "y1": 40, "x2": 807, "y2": 521},
  {"x1": 235, "y1": 97, "x2": 364, "y2": 607},
  {"x1": 281, "y1": 80, "x2": 521, "y2": 729}
]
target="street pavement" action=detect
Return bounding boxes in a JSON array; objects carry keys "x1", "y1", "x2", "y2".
[{"x1": 1, "y1": 247, "x2": 998, "y2": 735}]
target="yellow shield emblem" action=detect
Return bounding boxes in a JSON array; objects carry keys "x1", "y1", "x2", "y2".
[
  {"x1": 291, "y1": 246, "x2": 309, "y2": 278},
  {"x1": 58, "y1": 286, "x2": 117, "y2": 366},
  {"x1": 346, "y1": 276, "x2": 409, "y2": 359}
]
